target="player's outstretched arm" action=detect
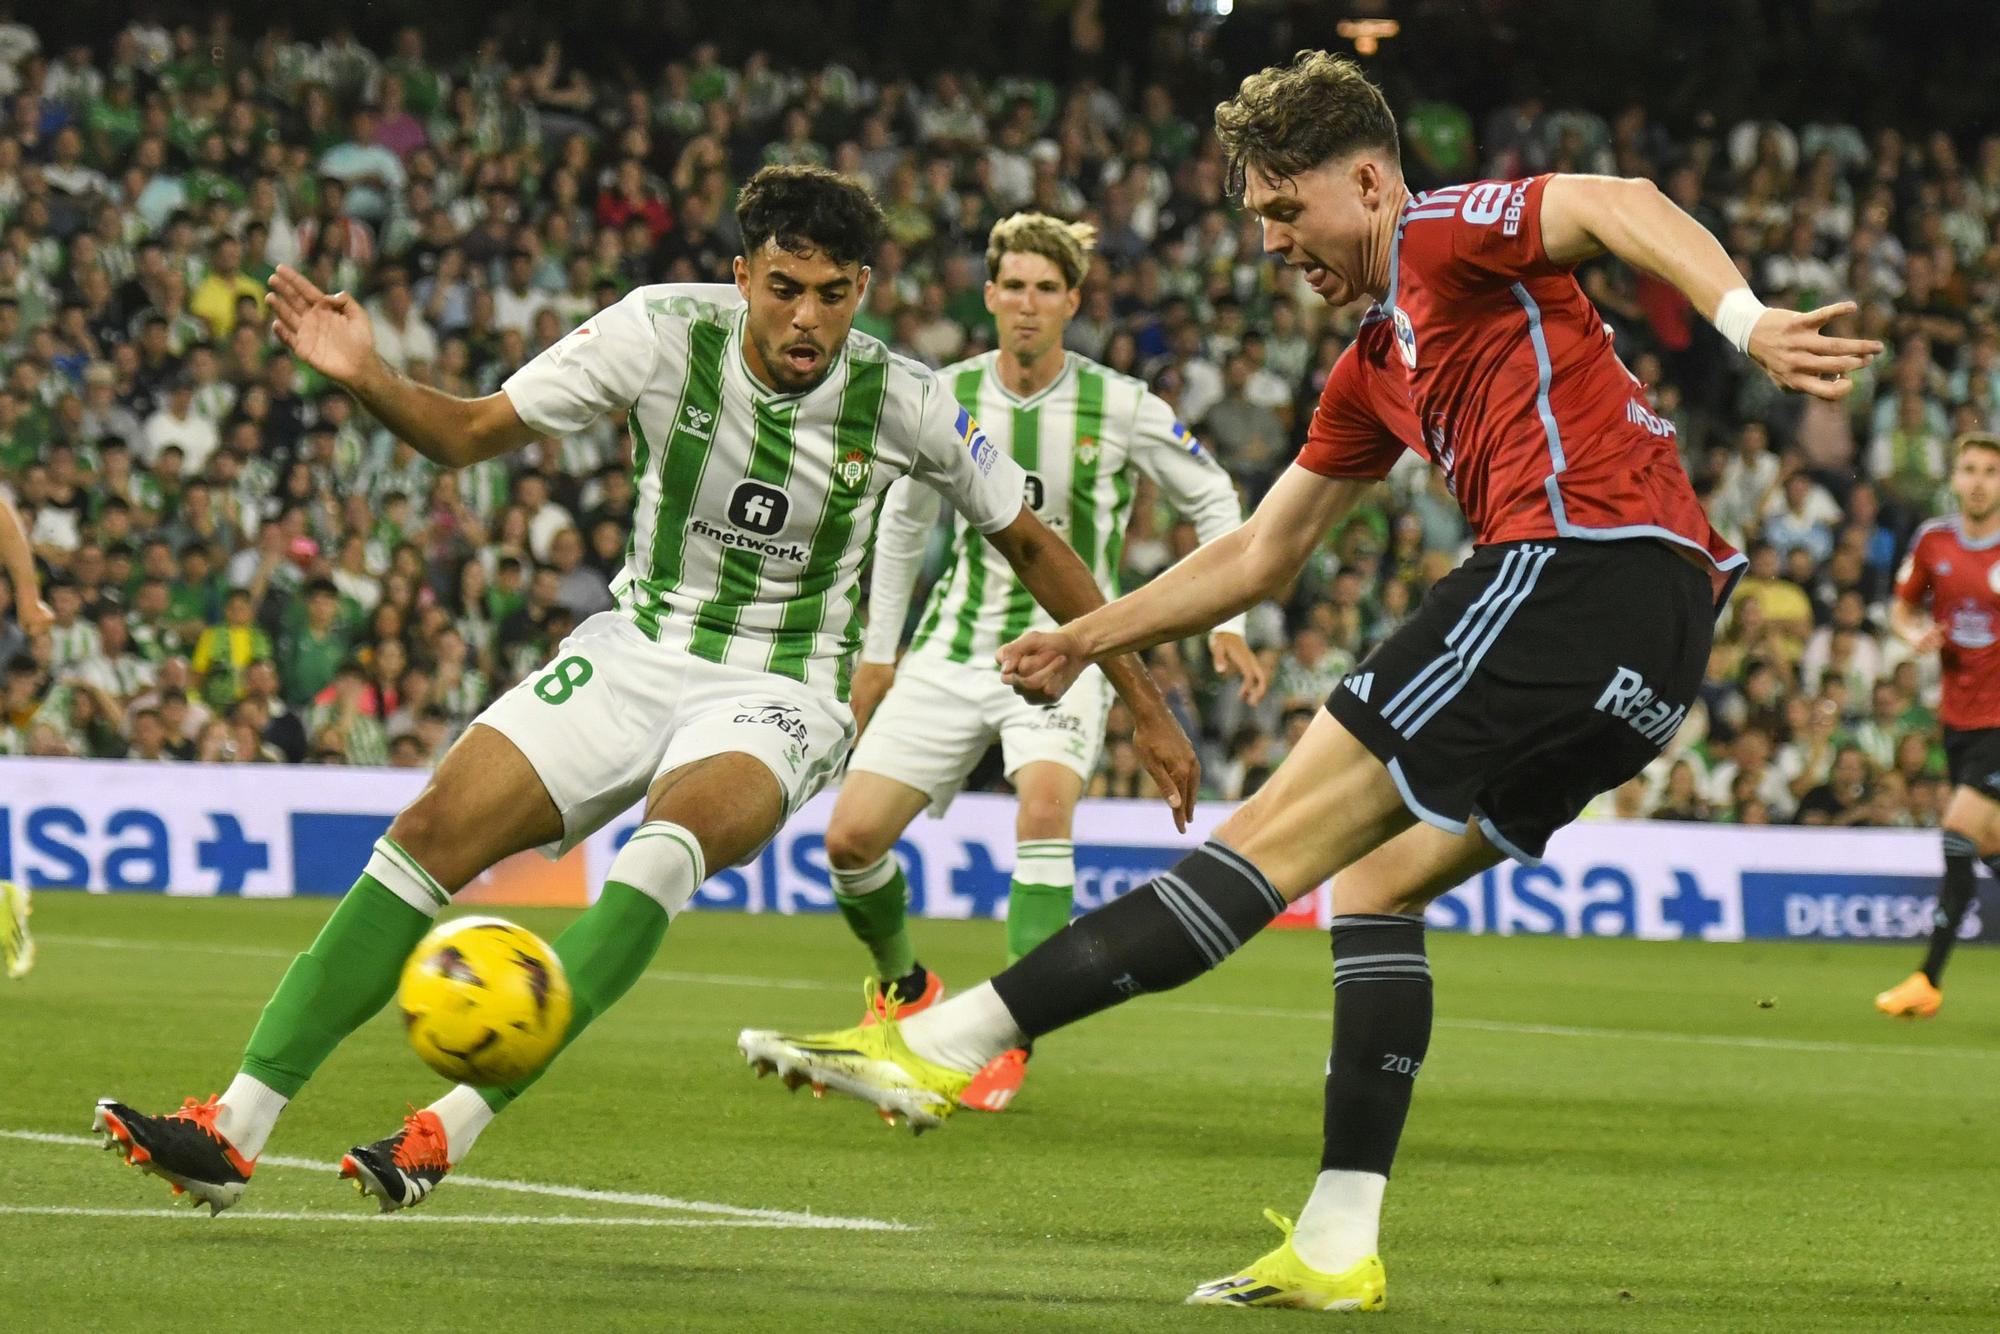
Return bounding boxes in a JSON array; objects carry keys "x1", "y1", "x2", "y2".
[
  {"x1": 984, "y1": 506, "x2": 1199, "y2": 830},
  {"x1": 267, "y1": 264, "x2": 535, "y2": 468},
  {"x1": 1538, "y1": 175, "x2": 1885, "y2": 401},
  {"x1": 999, "y1": 466, "x2": 1370, "y2": 697}
]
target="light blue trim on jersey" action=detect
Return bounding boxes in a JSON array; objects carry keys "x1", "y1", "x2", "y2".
[
  {"x1": 1474, "y1": 813, "x2": 1542, "y2": 867},
  {"x1": 1510, "y1": 281, "x2": 1749, "y2": 607},
  {"x1": 1394, "y1": 544, "x2": 1554, "y2": 739},
  {"x1": 1387, "y1": 758, "x2": 1468, "y2": 838},
  {"x1": 1945, "y1": 516, "x2": 2000, "y2": 551}
]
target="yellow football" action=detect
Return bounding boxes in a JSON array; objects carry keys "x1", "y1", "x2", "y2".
[{"x1": 397, "y1": 916, "x2": 572, "y2": 1086}]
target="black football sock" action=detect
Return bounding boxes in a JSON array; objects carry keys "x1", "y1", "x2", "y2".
[
  {"x1": 1920, "y1": 831, "x2": 1979, "y2": 985},
  {"x1": 989, "y1": 840, "x2": 1285, "y2": 1038},
  {"x1": 1322, "y1": 914, "x2": 1432, "y2": 1177}
]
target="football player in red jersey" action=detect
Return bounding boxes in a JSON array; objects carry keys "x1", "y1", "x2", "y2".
[
  {"x1": 1877, "y1": 434, "x2": 2000, "y2": 1019},
  {"x1": 741, "y1": 53, "x2": 1883, "y2": 1309}
]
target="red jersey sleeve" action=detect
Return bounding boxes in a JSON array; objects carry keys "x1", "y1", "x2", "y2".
[
  {"x1": 1895, "y1": 531, "x2": 1934, "y2": 607},
  {"x1": 1405, "y1": 175, "x2": 1566, "y2": 297},
  {"x1": 1297, "y1": 340, "x2": 1405, "y2": 480}
]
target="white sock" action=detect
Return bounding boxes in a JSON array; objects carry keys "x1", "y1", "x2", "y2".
[
  {"x1": 898, "y1": 981, "x2": 1027, "y2": 1073},
  {"x1": 612, "y1": 821, "x2": 706, "y2": 917},
  {"x1": 1013, "y1": 839, "x2": 1076, "y2": 888},
  {"x1": 427, "y1": 1084, "x2": 497, "y2": 1162},
  {"x1": 1291, "y1": 1169, "x2": 1387, "y2": 1272},
  {"x1": 829, "y1": 852, "x2": 899, "y2": 898},
  {"x1": 214, "y1": 1073, "x2": 288, "y2": 1158}
]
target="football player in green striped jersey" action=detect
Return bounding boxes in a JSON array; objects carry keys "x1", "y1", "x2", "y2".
[
  {"x1": 815, "y1": 214, "x2": 1268, "y2": 1112},
  {"x1": 92, "y1": 169, "x2": 1198, "y2": 1217}
]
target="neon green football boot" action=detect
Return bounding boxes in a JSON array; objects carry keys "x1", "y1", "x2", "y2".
[
  {"x1": 738, "y1": 998, "x2": 972, "y2": 1134},
  {"x1": 1187, "y1": 1210, "x2": 1388, "y2": 1312},
  {"x1": 2, "y1": 880, "x2": 33, "y2": 980}
]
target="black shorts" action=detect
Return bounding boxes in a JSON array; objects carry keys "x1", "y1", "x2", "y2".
[
  {"x1": 1942, "y1": 727, "x2": 2000, "y2": 800},
  {"x1": 1327, "y1": 538, "x2": 1715, "y2": 861}
]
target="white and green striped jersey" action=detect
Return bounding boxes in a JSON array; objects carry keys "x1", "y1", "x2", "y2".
[
  {"x1": 501, "y1": 284, "x2": 1025, "y2": 702},
  {"x1": 861, "y1": 350, "x2": 1247, "y2": 671}
]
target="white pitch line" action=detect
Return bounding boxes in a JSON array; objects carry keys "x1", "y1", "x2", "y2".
[
  {"x1": 0, "y1": 1205, "x2": 827, "y2": 1229},
  {"x1": 2, "y1": 1131, "x2": 910, "y2": 1232},
  {"x1": 40, "y1": 932, "x2": 2000, "y2": 1062}
]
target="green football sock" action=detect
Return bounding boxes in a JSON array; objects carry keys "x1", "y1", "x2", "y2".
[
  {"x1": 480, "y1": 821, "x2": 703, "y2": 1112},
  {"x1": 832, "y1": 854, "x2": 916, "y2": 981},
  {"x1": 239, "y1": 840, "x2": 447, "y2": 1097},
  {"x1": 1007, "y1": 839, "x2": 1077, "y2": 965},
  {"x1": 480, "y1": 882, "x2": 669, "y2": 1111}
]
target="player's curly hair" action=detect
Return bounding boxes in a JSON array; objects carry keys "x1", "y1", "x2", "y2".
[
  {"x1": 985, "y1": 212, "x2": 1097, "y2": 289},
  {"x1": 1213, "y1": 50, "x2": 1400, "y2": 198},
  {"x1": 736, "y1": 165, "x2": 885, "y2": 269}
]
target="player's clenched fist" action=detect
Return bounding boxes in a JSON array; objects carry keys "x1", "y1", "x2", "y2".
[{"x1": 997, "y1": 628, "x2": 1087, "y2": 704}]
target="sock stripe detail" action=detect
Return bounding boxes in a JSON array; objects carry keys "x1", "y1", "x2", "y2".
[
  {"x1": 639, "y1": 825, "x2": 706, "y2": 887},
  {"x1": 1335, "y1": 971, "x2": 1432, "y2": 987},
  {"x1": 1152, "y1": 877, "x2": 1227, "y2": 966},
  {"x1": 1334, "y1": 962, "x2": 1433, "y2": 978},
  {"x1": 1943, "y1": 831, "x2": 1979, "y2": 857},
  {"x1": 1159, "y1": 871, "x2": 1242, "y2": 952},
  {"x1": 1331, "y1": 912, "x2": 1425, "y2": 927},
  {"x1": 1201, "y1": 840, "x2": 1285, "y2": 915},
  {"x1": 1337, "y1": 952, "x2": 1430, "y2": 966},
  {"x1": 378, "y1": 837, "x2": 450, "y2": 907},
  {"x1": 830, "y1": 853, "x2": 899, "y2": 897},
  {"x1": 1017, "y1": 840, "x2": 1074, "y2": 852}
]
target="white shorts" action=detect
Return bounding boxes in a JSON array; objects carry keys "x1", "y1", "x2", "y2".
[
  {"x1": 847, "y1": 653, "x2": 1111, "y2": 816},
  {"x1": 476, "y1": 611, "x2": 855, "y2": 857}
]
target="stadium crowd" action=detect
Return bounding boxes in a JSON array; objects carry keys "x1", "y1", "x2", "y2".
[{"x1": 0, "y1": 15, "x2": 1994, "y2": 830}]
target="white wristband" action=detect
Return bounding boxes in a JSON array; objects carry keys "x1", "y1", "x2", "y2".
[{"x1": 1712, "y1": 287, "x2": 1767, "y2": 355}]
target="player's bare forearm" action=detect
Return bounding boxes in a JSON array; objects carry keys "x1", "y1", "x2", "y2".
[
  {"x1": 344, "y1": 360, "x2": 534, "y2": 469},
  {"x1": 1539, "y1": 175, "x2": 1743, "y2": 320},
  {"x1": 1067, "y1": 468, "x2": 1370, "y2": 662},
  {"x1": 984, "y1": 508, "x2": 1168, "y2": 718}
]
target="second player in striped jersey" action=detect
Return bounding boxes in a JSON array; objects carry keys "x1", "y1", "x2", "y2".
[{"x1": 807, "y1": 214, "x2": 1266, "y2": 1112}]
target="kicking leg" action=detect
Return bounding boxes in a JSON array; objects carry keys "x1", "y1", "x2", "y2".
[
  {"x1": 97, "y1": 723, "x2": 562, "y2": 1212},
  {"x1": 823, "y1": 771, "x2": 935, "y2": 1012},
  {"x1": 740, "y1": 711, "x2": 1416, "y2": 1127}
]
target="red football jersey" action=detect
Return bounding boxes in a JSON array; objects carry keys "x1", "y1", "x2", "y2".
[
  {"x1": 1298, "y1": 175, "x2": 1742, "y2": 601},
  {"x1": 1895, "y1": 516, "x2": 2000, "y2": 729}
]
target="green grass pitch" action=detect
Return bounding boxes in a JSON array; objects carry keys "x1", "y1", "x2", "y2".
[{"x1": 3, "y1": 892, "x2": 1997, "y2": 1331}]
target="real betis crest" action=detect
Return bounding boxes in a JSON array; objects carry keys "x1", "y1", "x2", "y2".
[
  {"x1": 836, "y1": 448, "x2": 870, "y2": 490},
  {"x1": 1076, "y1": 436, "x2": 1100, "y2": 466}
]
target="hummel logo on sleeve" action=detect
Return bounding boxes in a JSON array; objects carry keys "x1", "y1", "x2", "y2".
[{"x1": 1593, "y1": 666, "x2": 1686, "y2": 746}]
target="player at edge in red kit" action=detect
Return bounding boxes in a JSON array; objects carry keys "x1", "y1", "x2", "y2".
[{"x1": 1877, "y1": 433, "x2": 2000, "y2": 1018}]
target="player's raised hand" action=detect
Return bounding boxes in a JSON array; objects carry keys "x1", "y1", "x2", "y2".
[
  {"x1": 268, "y1": 264, "x2": 376, "y2": 385},
  {"x1": 16, "y1": 597, "x2": 53, "y2": 636},
  {"x1": 1133, "y1": 708, "x2": 1200, "y2": 832},
  {"x1": 997, "y1": 627, "x2": 1087, "y2": 704},
  {"x1": 1209, "y1": 631, "x2": 1269, "y2": 706},
  {"x1": 849, "y1": 662, "x2": 896, "y2": 735},
  {"x1": 1747, "y1": 301, "x2": 1884, "y2": 402}
]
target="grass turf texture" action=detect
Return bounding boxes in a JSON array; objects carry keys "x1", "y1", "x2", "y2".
[{"x1": 4, "y1": 892, "x2": 1997, "y2": 1332}]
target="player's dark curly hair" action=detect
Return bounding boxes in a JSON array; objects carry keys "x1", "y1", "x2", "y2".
[
  {"x1": 735, "y1": 165, "x2": 885, "y2": 269},
  {"x1": 1213, "y1": 50, "x2": 1400, "y2": 198}
]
